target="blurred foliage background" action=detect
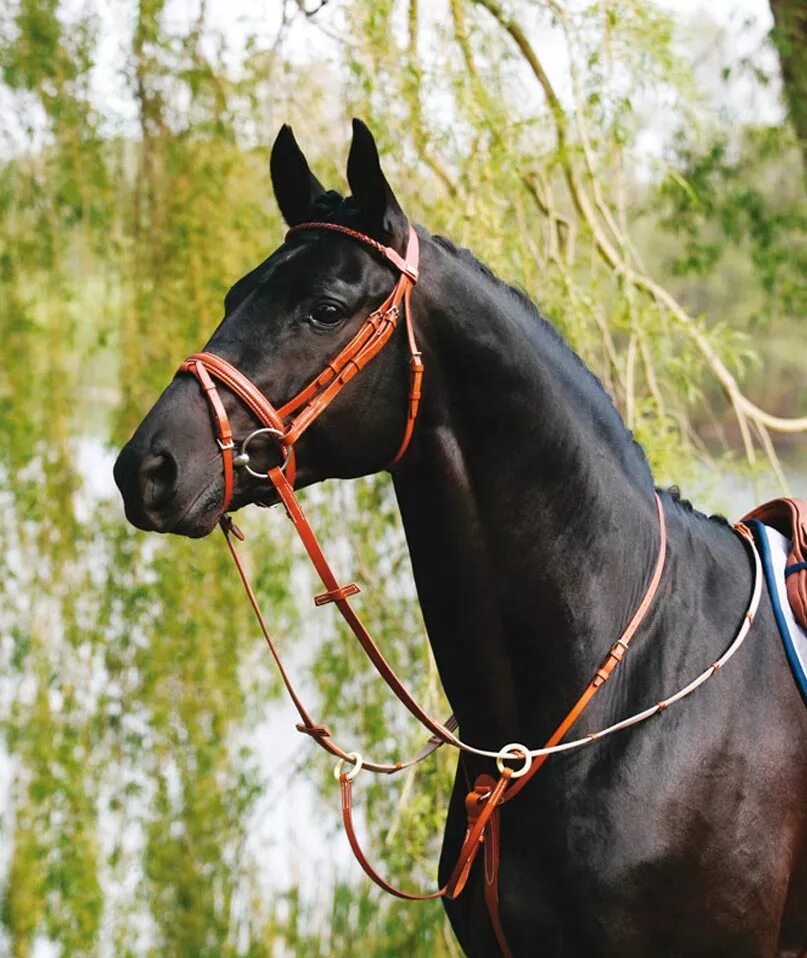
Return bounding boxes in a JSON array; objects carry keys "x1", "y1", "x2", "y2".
[{"x1": 0, "y1": 0, "x2": 805, "y2": 955}]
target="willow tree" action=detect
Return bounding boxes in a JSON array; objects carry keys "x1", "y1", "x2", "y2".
[{"x1": 0, "y1": 1, "x2": 804, "y2": 956}]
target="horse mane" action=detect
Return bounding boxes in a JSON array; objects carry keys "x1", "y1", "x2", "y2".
[
  {"x1": 430, "y1": 235, "x2": 736, "y2": 530},
  {"x1": 662, "y1": 485, "x2": 731, "y2": 527},
  {"x1": 302, "y1": 198, "x2": 729, "y2": 530},
  {"x1": 431, "y1": 234, "x2": 549, "y2": 327},
  {"x1": 431, "y1": 233, "x2": 660, "y2": 476}
]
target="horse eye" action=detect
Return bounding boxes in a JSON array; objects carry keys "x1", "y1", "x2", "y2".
[{"x1": 308, "y1": 302, "x2": 344, "y2": 327}]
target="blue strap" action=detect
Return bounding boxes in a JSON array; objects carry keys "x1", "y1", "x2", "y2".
[
  {"x1": 746, "y1": 520, "x2": 807, "y2": 706},
  {"x1": 785, "y1": 562, "x2": 807, "y2": 578}
]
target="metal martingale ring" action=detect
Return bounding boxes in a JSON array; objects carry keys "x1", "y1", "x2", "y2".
[
  {"x1": 333, "y1": 752, "x2": 363, "y2": 782},
  {"x1": 236, "y1": 427, "x2": 292, "y2": 477},
  {"x1": 496, "y1": 742, "x2": 532, "y2": 779}
]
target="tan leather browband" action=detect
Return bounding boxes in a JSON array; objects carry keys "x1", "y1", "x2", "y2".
[{"x1": 177, "y1": 219, "x2": 763, "y2": 958}]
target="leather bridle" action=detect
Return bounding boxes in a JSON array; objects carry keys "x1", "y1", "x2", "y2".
[
  {"x1": 175, "y1": 218, "x2": 764, "y2": 958},
  {"x1": 179, "y1": 221, "x2": 422, "y2": 512}
]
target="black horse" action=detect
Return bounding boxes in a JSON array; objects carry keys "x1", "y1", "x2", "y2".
[{"x1": 114, "y1": 120, "x2": 807, "y2": 957}]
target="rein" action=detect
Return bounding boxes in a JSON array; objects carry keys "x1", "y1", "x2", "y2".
[{"x1": 177, "y1": 219, "x2": 764, "y2": 957}]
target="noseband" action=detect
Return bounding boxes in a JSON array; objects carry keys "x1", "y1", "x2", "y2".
[{"x1": 179, "y1": 221, "x2": 422, "y2": 511}]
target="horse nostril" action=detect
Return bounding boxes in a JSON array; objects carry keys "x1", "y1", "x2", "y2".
[{"x1": 139, "y1": 449, "x2": 178, "y2": 511}]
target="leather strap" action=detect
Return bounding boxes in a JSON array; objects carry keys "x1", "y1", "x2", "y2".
[
  {"x1": 287, "y1": 221, "x2": 419, "y2": 281},
  {"x1": 741, "y1": 497, "x2": 807, "y2": 631},
  {"x1": 500, "y1": 491, "x2": 667, "y2": 804},
  {"x1": 339, "y1": 774, "x2": 446, "y2": 900},
  {"x1": 390, "y1": 282, "x2": 423, "y2": 464},
  {"x1": 220, "y1": 513, "x2": 457, "y2": 776},
  {"x1": 179, "y1": 222, "x2": 421, "y2": 514},
  {"x1": 337, "y1": 766, "x2": 513, "y2": 905},
  {"x1": 268, "y1": 465, "x2": 464, "y2": 747},
  {"x1": 444, "y1": 771, "x2": 512, "y2": 900},
  {"x1": 481, "y1": 781, "x2": 512, "y2": 958}
]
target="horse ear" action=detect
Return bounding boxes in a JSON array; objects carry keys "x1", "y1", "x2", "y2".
[
  {"x1": 270, "y1": 124, "x2": 326, "y2": 227},
  {"x1": 346, "y1": 118, "x2": 407, "y2": 242}
]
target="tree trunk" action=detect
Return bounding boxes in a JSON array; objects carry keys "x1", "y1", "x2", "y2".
[{"x1": 769, "y1": 0, "x2": 807, "y2": 170}]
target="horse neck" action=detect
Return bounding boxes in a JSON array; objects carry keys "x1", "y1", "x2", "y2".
[{"x1": 391, "y1": 237, "x2": 663, "y2": 748}]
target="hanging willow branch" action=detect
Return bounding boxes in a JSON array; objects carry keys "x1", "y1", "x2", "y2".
[{"x1": 471, "y1": 0, "x2": 807, "y2": 484}]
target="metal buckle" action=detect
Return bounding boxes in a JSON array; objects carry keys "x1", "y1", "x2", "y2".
[
  {"x1": 217, "y1": 438, "x2": 235, "y2": 451},
  {"x1": 236, "y1": 427, "x2": 292, "y2": 478}
]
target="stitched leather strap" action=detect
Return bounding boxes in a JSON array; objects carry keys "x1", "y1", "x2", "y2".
[
  {"x1": 193, "y1": 360, "x2": 235, "y2": 510},
  {"x1": 390, "y1": 282, "x2": 423, "y2": 464},
  {"x1": 444, "y1": 771, "x2": 512, "y2": 900},
  {"x1": 481, "y1": 782, "x2": 512, "y2": 958},
  {"x1": 178, "y1": 223, "x2": 422, "y2": 513}
]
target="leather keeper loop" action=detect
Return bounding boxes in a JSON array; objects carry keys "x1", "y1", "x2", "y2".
[
  {"x1": 593, "y1": 667, "x2": 611, "y2": 687},
  {"x1": 219, "y1": 515, "x2": 245, "y2": 541},
  {"x1": 314, "y1": 582, "x2": 361, "y2": 606},
  {"x1": 295, "y1": 722, "x2": 333, "y2": 738}
]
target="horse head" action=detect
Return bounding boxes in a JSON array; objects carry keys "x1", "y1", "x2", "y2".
[{"x1": 114, "y1": 119, "x2": 420, "y2": 537}]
